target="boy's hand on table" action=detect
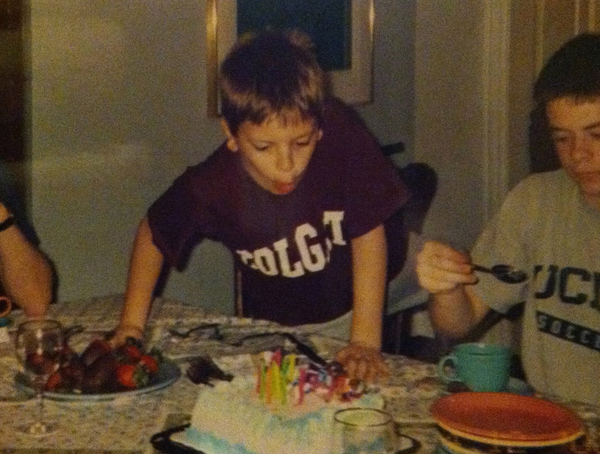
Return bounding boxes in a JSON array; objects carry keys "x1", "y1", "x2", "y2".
[
  {"x1": 107, "y1": 324, "x2": 144, "y2": 348},
  {"x1": 335, "y1": 343, "x2": 390, "y2": 383}
]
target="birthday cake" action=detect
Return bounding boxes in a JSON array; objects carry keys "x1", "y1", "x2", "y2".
[{"x1": 174, "y1": 351, "x2": 385, "y2": 454}]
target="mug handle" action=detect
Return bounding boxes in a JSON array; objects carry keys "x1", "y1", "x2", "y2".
[
  {"x1": 0, "y1": 296, "x2": 11, "y2": 318},
  {"x1": 437, "y1": 354, "x2": 461, "y2": 384}
]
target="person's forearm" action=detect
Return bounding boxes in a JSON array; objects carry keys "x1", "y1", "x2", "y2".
[
  {"x1": 0, "y1": 221, "x2": 53, "y2": 316},
  {"x1": 119, "y1": 217, "x2": 164, "y2": 333},
  {"x1": 350, "y1": 225, "x2": 387, "y2": 350},
  {"x1": 428, "y1": 286, "x2": 482, "y2": 338},
  {"x1": 351, "y1": 297, "x2": 384, "y2": 350}
]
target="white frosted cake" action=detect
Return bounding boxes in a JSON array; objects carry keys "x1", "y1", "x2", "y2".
[{"x1": 173, "y1": 351, "x2": 385, "y2": 454}]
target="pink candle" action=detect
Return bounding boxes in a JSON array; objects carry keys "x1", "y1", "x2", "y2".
[
  {"x1": 272, "y1": 348, "x2": 282, "y2": 366},
  {"x1": 298, "y1": 367, "x2": 306, "y2": 405}
]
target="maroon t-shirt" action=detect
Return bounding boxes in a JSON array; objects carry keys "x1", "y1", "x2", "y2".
[{"x1": 148, "y1": 99, "x2": 409, "y2": 325}]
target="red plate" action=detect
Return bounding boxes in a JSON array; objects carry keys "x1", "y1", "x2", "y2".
[{"x1": 431, "y1": 392, "x2": 584, "y2": 446}]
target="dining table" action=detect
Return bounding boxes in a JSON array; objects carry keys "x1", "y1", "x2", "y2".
[{"x1": 0, "y1": 294, "x2": 598, "y2": 454}]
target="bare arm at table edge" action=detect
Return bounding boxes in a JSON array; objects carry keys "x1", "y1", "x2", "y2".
[
  {"x1": 416, "y1": 240, "x2": 490, "y2": 339},
  {"x1": 113, "y1": 216, "x2": 164, "y2": 346},
  {"x1": 335, "y1": 224, "x2": 389, "y2": 382},
  {"x1": 0, "y1": 203, "x2": 53, "y2": 316},
  {"x1": 428, "y1": 285, "x2": 491, "y2": 338}
]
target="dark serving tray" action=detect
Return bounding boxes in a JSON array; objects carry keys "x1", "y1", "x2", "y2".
[
  {"x1": 150, "y1": 423, "x2": 420, "y2": 454},
  {"x1": 151, "y1": 424, "x2": 201, "y2": 454}
]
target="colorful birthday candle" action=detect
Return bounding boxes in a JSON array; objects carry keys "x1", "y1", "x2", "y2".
[
  {"x1": 265, "y1": 364, "x2": 272, "y2": 404},
  {"x1": 272, "y1": 348, "x2": 282, "y2": 366},
  {"x1": 271, "y1": 362, "x2": 283, "y2": 405},
  {"x1": 286, "y1": 354, "x2": 296, "y2": 382},
  {"x1": 298, "y1": 366, "x2": 307, "y2": 405}
]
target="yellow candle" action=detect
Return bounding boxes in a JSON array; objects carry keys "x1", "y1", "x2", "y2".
[
  {"x1": 265, "y1": 365, "x2": 272, "y2": 404},
  {"x1": 286, "y1": 354, "x2": 296, "y2": 382}
]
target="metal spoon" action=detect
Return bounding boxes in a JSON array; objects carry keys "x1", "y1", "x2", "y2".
[
  {"x1": 168, "y1": 323, "x2": 221, "y2": 339},
  {"x1": 472, "y1": 264, "x2": 528, "y2": 284}
]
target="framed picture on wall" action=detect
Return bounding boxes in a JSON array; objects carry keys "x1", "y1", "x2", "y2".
[{"x1": 206, "y1": 0, "x2": 374, "y2": 117}]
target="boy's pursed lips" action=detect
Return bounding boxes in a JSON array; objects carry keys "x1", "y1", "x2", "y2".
[{"x1": 274, "y1": 182, "x2": 296, "y2": 194}]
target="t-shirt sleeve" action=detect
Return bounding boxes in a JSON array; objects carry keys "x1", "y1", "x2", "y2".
[
  {"x1": 0, "y1": 163, "x2": 39, "y2": 245},
  {"x1": 322, "y1": 99, "x2": 410, "y2": 239},
  {"x1": 147, "y1": 163, "x2": 221, "y2": 269},
  {"x1": 470, "y1": 177, "x2": 539, "y2": 313}
]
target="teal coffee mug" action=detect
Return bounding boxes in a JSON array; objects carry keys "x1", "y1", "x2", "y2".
[{"x1": 438, "y1": 343, "x2": 511, "y2": 392}]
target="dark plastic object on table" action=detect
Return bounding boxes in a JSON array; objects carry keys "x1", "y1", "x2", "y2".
[
  {"x1": 227, "y1": 332, "x2": 330, "y2": 367},
  {"x1": 186, "y1": 356, "x2": 233, "y2": 385},
  {"x1": 150, "y1": 424, "x2": 196, "y2": 454},
  {"x1": 185, "y1": 332, "x2": 346, "y2": 385},
  {"x1": 151, "y1": 423, "x2": 422, "y2": 454}
]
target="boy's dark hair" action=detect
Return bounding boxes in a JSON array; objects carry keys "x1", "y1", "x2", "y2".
[
  {"x1": 219, "y1": 30, "x2": 327, "y2": 134},
  {"x1": 529, "y1": 33, "x2": 600, "y2": 172},
  {"x1": 533, "y1": 33, "x2": 600, "y2": 106}
]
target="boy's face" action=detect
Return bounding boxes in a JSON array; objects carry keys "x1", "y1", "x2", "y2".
[
  {"x1": 548, "y1": 96, "x2": 600, "y2": 209},
  {"x1": 221, "y1": 114, "x2": 323, "y2": 195}
]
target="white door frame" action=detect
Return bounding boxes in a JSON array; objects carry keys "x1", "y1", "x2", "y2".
[{"x1": 482, "y1": 0, "x2": 511, "y2": 222}]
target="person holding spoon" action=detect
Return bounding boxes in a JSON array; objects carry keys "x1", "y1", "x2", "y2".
[{"x1": 416, "y1": 33, "x2": 600, "y2": 406}]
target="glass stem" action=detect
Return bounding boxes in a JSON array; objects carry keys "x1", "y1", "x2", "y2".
[
  {"x1": 31, "y1": 376, "x2": 48, "y2": 434},
  {"x1": 37, "y1": 390, "x2": 45, "y2": 427}
]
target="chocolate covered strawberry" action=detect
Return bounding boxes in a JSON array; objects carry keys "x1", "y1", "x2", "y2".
[
  {"x1": 115, "y1": 337, "x2": 143, "y2": 364},
  {"x1": 82, "y1": 352, "x2": 119, "y2": 393},
  {"x1": 81, "y1": 338, "x2": 113, "y2": 367}
]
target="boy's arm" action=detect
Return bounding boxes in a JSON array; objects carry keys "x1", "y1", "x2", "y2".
[
  {"x1": 429, "y1": 285, "x2": 490, "y2": 338},
  {"x1": 416, "y1": 240, "x2": 490, "y2": 338},
  {"x1": 0, "y1": 202, "x2": 53, "y2": 316},
  {"x1": 335, "y1": 224, "x2": 389, "y2": 382},
  {"x1": 112, "y1": 216, "x2": 164, "y2": 345}
]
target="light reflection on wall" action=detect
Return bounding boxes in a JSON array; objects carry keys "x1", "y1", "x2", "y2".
[
  {"x1": 31, "y1": 15, "x2": 128, "y2": 151},
  {"x1": 30, "y1": 12, "x2": 154, "y2": 300},
  {"x1": 29, "y1": 2, "x2": 232, "y2": 307}
]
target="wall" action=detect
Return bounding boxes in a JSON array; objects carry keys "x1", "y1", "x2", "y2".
[
  {"x1": 28, "y1": 0, "x2": 416, "y2": 311},
  {"x1": 360, "y1": 0, "x2": 415, "y2": 165},
  {"x1": 415, "y1": 0, "x2": 600, "y2": 247},
  {"x1": 414, "y1": 0, "x2": 487, "y2": 248}
]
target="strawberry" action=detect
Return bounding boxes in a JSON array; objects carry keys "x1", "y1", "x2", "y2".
[
  {"x1": 116, "y1": 363, "x2": 149, "y2": 389},
  {"x1": 115, "y1": 338, "x2": 143, "y2": 364},
  {"x1": 138, "y1": 354, "x2": 159, "y2": 374},
  {"x1": 45, "y1": 370, "x2": 64, "y2": 391}
]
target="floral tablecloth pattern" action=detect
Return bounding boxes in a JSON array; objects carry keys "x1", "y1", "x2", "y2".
[{"x1": 0, "y1": 295, "x2": 597, "y2": 454}]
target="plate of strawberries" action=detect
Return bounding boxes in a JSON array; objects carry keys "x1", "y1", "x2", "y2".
[{"x1": 15, "y1": 334, "x2": 181, "y2": 401}]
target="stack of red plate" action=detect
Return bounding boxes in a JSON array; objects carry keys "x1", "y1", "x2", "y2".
[{"x1": 431, "y1": 392, "x2": 585, "y2": 453}]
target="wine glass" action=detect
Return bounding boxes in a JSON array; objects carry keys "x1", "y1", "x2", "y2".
[
  {"x1": 14, "y1": 319, "x2": 63, "y2": 436},
  {"x1": 333, "y1": 408, "x2": 398, "y2": 454}
]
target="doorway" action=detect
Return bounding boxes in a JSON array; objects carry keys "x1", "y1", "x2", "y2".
[{"x1": 0, "y1": 0, "x2": 27, "y2": 205}]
